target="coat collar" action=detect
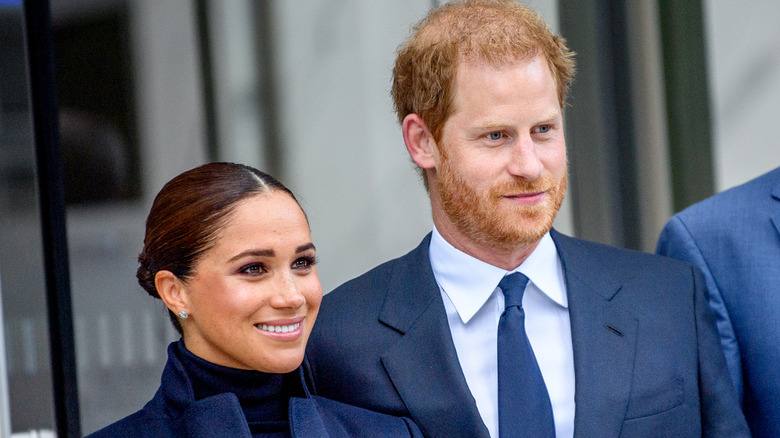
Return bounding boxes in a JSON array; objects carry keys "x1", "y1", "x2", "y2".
[
  {"x1": 154, "y1": 342, "x2": 255, "y2": 437},
  {"x1": 377, "y1": 233, "x2": 491, "y2": 438},
  {"x1": 155, "y1": 342, "x2": 319, "y2": 437}
]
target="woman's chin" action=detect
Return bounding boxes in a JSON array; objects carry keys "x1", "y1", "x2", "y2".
[{"x1": 253, "y1": 351, "x2": 306, "y2": 374}]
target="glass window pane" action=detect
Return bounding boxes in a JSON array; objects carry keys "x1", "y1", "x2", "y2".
[
  {"x1": 49, "y1": 2, "x2": 180, "y2": 433},
  {"x1": 0, "y1": 1, "x2": 56, "y2": 434}
]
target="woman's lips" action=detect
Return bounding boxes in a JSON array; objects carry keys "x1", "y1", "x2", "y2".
[{"x1": 254, "y1": 316, "x2": 305, "y2": 338}]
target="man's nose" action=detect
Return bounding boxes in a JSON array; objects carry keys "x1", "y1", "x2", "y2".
[{"x1": 507, "y1": 135, "x2": 542, "y2": 180}]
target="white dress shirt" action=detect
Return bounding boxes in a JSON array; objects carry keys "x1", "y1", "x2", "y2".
[{"x1": 429, "y1": 227, "x2": 575, "y2": 438}]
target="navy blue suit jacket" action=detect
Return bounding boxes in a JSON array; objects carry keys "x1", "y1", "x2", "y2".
[
  {"x1": 307, "y1": 230, "x2": 749, "y2": 437},
  {"x1": 657, "y1": 166, "x2": 780, "y2": 437}
]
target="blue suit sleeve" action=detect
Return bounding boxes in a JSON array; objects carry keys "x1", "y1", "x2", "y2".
[{"x1": 656, "y1": 216, "x2": 744, "y2": 405}]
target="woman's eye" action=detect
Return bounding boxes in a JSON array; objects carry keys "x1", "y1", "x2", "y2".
[
  {"x1": 240, "y1": 263, "x2": 265, "y2": 275},
  {"x1": 292, "y1": 256, "x2": 317, "y2": 270},
  {"x1": 487, "y1": 131, "x2": 503, "y2": 140}
]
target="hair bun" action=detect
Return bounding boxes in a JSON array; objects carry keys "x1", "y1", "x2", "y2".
[{"x1": 136, "y1": 251, "x2": 159, "y2": 299}]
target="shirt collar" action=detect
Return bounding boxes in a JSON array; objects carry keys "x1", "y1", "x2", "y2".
[{"x1": 429, "y1": 227, "x2": 567, "y2": 324}]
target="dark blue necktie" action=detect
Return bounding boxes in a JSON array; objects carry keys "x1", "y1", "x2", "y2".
[{"x1": 497, "y1": 272, "x2": 555, "y2": 437}]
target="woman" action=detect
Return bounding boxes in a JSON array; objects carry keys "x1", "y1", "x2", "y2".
[{"x1": 88, "y1": 162, "x2": 421, "y2": 437}]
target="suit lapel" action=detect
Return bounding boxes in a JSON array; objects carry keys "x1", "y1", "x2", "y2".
[
  {"x1": 552, "y1": 230, "x2": 638, "y2": 437},
  {"x1": 770, "y1": 176, "x2": 780, "y2": 238},
  {"x1": 378, "y1": 235, "x2": 490, "y2": 438}
]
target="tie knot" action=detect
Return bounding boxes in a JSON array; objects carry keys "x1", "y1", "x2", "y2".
[{"x1": 499, "y1": 272, "x2": 529, "y2": 309}]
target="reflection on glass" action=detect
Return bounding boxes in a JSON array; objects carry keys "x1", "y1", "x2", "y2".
[
  {"x1": 53, "y1": 6, "x2": 140, "y2": 204},
  {"x1": 50, "y1": 2, "x2": 177, "y2": 434},
  {"x1": 0, "y1": 1, "x2": 56, "y2": 434}
]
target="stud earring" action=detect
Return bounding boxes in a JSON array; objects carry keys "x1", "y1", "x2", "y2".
[{"x1": 178, "y1": 310, "x2": 189, "y2": 320}]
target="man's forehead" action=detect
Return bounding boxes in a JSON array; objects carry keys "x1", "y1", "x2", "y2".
[
  {"x1": 456, "y1": 50, "x2": 540, "y2": 69},
  {"x1": 451, "y1": 55, "x2": 562, "y2": 110}
]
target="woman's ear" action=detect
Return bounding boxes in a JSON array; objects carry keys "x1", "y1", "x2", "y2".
[
  {"x1": 402, "y1": 114, "x2": 438, "y2": 170},
  {"x1": 155, "y1": 270, "x2": 187, "y2": 316}
]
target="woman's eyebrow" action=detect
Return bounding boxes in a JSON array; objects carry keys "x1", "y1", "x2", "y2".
[
  {"x1": 296, "y1": 243, "x2": 316, "y2": 253},
  {"x1": 228, "y1": 249, "x2": 274, "y2": 263}
]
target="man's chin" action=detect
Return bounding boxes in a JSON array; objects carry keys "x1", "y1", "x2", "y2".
[{"x1": 471, "y1": 218, "x2": 553, "y2": 252}]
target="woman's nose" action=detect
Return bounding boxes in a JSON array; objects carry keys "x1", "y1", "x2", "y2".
[{"x1": 271, "y1": 272, "x2": 306, "y2": 309}]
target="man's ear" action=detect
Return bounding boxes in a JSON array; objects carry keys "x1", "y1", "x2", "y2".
[
  {"x1": 402, "y1": 114, "x2": 438, "y2": 170},
  {"x1": 155, "y1": 270, "x2": 188, "y2": 316}
]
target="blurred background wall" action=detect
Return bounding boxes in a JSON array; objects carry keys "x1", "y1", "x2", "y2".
[{"x1": 0, "y1": 0, "x2": 778, "y2": 435}]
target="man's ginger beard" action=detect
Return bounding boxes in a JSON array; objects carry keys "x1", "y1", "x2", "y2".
[{"x1": 435, "y1": 153, "x2": 567, "y2": 253}]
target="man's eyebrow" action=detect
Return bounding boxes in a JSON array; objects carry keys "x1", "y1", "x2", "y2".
[
  {"x1": 475, "y1": 111, "x2": 562, "y2": 130},
  {"x1": 538, "y1": 110, "x2": 562, "y2": 122}
]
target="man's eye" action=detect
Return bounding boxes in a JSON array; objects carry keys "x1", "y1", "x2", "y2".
[
  {"x1": 536, "y1": 125, "x2": 551, "y2": 133},
  {"x1": 488, "y1": 132, "x2": 503, "y2": 140}
]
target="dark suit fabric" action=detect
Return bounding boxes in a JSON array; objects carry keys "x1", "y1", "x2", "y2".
[
  {"x1": 307, "y1": 230, "x2": 749, "y2": 437},
  {"x1": 657, "y1": 166, "x2": 780, "y2": 438},
  {"x1": 87, "y1": 343, "x2": 422, "y2": 438}
]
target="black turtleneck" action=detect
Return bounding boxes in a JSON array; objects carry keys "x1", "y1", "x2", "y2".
[{"x1": 174, "y1": 340, "x2": 305, "y2": 437}]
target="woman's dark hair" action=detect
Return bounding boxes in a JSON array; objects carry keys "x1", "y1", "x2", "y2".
[{"x1": 137, "y1": 162, "x2": 300, "y2": 333}]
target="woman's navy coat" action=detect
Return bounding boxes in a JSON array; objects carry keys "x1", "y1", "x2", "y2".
[{"x1": 87, "y1": 343, "x2": 422, "y2": 437}]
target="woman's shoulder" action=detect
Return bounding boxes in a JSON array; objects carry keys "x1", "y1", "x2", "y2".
[
  {"x1": 289, "y1": 396, "x2": 423, "y2": 437},
  {"x1": 85, "y1": 406, "x2": 175, "y2": 437}
]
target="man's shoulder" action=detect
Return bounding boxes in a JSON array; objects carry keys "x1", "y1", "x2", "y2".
[
  {"x1": 553, "y1": 231, "x2": 705, "y2": 319},
  {"x1": 85, "y1": 406, "x2": 173, "y2": 437},
  {"x1": 674, "y1": 166, "x2": 779, "y2": 223},
  {"x1": 552, "y1": 230, "x2": 700, "y2": 296},
  {"x1": 552, "y1": 230, "x2": 689, "y2": 271}
]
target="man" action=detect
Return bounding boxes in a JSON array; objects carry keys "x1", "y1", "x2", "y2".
[
  {"x1": 307, "y1": 1, "x2": 748, "y2": 437},
  {"x1": 657, "y1": 166, "x2": 780, "y2": 438}
]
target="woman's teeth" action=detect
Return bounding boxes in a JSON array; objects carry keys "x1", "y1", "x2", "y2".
[{"x1": 257, "y1": 322, "x2": 300, "y2": 333}]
